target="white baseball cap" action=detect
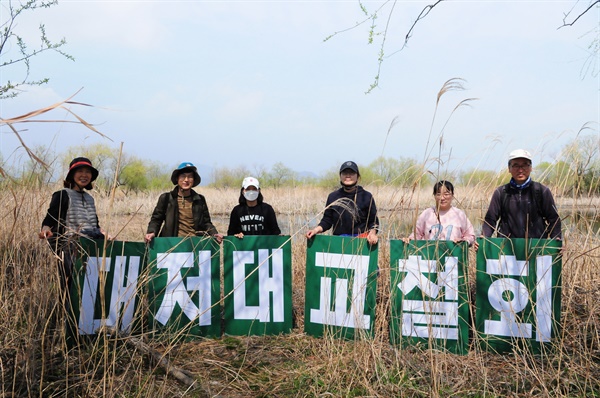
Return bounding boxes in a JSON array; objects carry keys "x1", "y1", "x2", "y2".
[
  {"x1": 508, "y1": 149, "x2": 533, "y2": 162},
  {"x1": 242, "y1": 176, "x2": 260, "y2": 189}
]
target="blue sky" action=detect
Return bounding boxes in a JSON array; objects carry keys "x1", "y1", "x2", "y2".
[{"x1": 1, "y1": 0, "x2": 598, "y2": 179}]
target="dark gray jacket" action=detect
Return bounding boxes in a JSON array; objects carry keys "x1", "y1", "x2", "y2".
[
  {"x1": 482, "y1": 181, "x2": 561, "y2": 239},
  {"x1": 146, "y1": 188, "x2": 218, "y2": 237}
]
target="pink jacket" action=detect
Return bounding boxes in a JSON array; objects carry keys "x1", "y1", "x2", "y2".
[{"x1": 409, "y1": 206, "x2": 476, "y2": 245}]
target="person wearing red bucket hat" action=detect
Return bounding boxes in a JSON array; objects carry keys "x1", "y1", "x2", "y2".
[
  {"x1": 39, "y1": 157, "x2": 108, "y2": 292},
  {"x1": 145, "y1": 162, "x2": 223, "y2": 243}
]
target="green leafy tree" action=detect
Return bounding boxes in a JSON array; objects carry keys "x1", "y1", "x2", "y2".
[
  {"x1": 459, "y1": 168, "x2": 504, "y2": 189},
  {"x1": 263, "y1": 162, "x2": 297, "y2": 188},
  {"x1": 15, "y1": 144, "x2": 57, "y2": 187},
  {"x1": 363, "y1": 156, "x2": 400, "y2": 185},
  {"x1": 363, "y1": 156, "x2": 431, "y2": 187},
  {"x1": 211, "y1": 165, "x2": 250, "y2": 188},
  {"x1": 146, "y1": 162, "x2": 172, "y2": 191},
  {"x1": 316, "y1": 166, "x2": 342, "y2": 189},
  {"x1": 119, "y1": 159, "x2": 149, "y2": 193},
  {"x1": 561, "y1": 133, "x2": 600, "y2": 196},
  {"x1": 535, "y1": 160, "x2": 576, "y2": 195}
]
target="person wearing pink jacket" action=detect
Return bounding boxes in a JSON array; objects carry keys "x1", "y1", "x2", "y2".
[{"x1": 406, "y1": 180, "x2": 477, "y2": 249}]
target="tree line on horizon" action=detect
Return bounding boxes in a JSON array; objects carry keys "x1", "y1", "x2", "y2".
[{"x1": 1, "y1": 135, "x2": 598, "y2": 196}]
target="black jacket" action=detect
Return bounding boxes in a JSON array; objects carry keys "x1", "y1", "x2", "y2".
[
  {"x1": 318, "y1": 186, "x2": 379, "y2": 236},
  {"x1": 227, "y1": 202, "x2": 281, "y2": 236},
  {"x1": 482, "y1": 181, "x2": 562, "y2": 239},
  {"x1": 146, "y1": 188, "x2": 218, "y2": 237}
]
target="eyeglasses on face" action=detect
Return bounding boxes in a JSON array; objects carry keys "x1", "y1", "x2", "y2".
[
  {"x1": 434, "y1": 192, "x2": 453, "y2": 198},
  {"x1": 178, "y1": 173, "x2": 195, "y2": 180},
  {"x1": 510, "y1": 163, "x2": 531, "y2": 170}
]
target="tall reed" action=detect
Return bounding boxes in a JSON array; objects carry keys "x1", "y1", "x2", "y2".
[{"x1": 1, "y1": 178, "x2": 598, "y2": 396}]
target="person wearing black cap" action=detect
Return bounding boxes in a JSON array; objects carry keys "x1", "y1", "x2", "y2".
[
  {"x1": 145, "y1": 162, "x2": 223, "y2": 244},
  {"x1": 39, "y1": 157, "x2": 108, "y2": 292},
  {"x1": 306, "y1": 161, "x2": 379, "y2": 245}
]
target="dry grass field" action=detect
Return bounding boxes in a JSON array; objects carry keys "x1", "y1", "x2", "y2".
[{"x1": 0, "y1": 183, "x2": 598, "y2": 397}]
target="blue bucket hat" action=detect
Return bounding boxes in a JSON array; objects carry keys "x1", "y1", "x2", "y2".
[{"x1": 171, "y1": 162, "x2": 201, "y2": 187}]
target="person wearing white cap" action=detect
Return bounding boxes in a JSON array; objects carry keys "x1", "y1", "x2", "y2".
[
  {"x1": 482, "y1": 149, "x2": 561, "y2": 239},
  {"x1": 306, "y1": 161, "x2": 379, "y2": 245},
  {"x1": 227, "y1": 176, "x2": 281, "y2": 238},
  {"x1": 145, "y1": 162, "x2": 223, "y2": 243}
]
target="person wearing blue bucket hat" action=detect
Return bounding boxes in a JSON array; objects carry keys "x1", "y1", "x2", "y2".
[{"x1": 145, "y1": 162, "x2": 223, "y2": 243}]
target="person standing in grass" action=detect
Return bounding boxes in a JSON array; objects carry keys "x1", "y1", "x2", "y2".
[
  {"x1": 404, "y1": 180, "x2": 477, "y2": 248},
  {"x1": 145, "y1": 162, "x2": 223, "y2": 244},
  {"x1": 306, "y1": 160, "x2": 379, "y2": 245},
  {"x1": 482, "y1": 149, "x2": 562, "y2": 239},
  {"x1": 227, "y1": 176, "x2": 281, "y2": 238},
  {"x1": 39, "y1": 157, "x2": 109, "y2": 292}
]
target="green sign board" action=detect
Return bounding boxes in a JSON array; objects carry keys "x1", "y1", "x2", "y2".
[
  {"x1": 222, "y1": 235, "x2": 293, "y2": 336},
  {"x1": 476, "y1": 238, "x2": 562, "y2": 354},
  {"x1": 390, "y1": 240, "x2": 470, "y2": 355},
  {"x1": 71, "y1": 239, "x2": 146, "y2": 336},
  {"x1": 304, "y1": 235, "x2": 378, "y2": 339},
  {"x1": 147, "y1": 237, "x2": 221, "y2": 339}
]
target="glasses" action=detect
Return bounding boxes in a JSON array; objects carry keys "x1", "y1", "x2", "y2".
[
  {"x1": 435, "y1": 192, "x2": 453, "y2": 198},
  {"x1": 178, "y1": 173, "x2": 195, "y2": 180},
  {"x1": 510, "y1": 163, "x2": 531, "y2": 170},
  {"x1": 340, "y1": 170, "x2": 357, "y2": 176}
]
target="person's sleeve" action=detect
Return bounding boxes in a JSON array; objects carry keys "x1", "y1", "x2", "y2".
[
  {"x1": 146, "y1": 194, "x2": 167, "y2": 235},
  {"x1": 461, "y1": 210, "x2": 476, "y2": 245},
  {"x1": 366, "y1": 195, "x2": 379, "y2": 232},
  {"x1": 41, "y1": 191, "x2": 68, "y2": 233},
  {"x1": 413, "y1": 209, "x2": 428, "y2": 240},
  {"x1": 542, "y1": 187, "x2": 562, "y2": 239},
  {"x1": 317, "y1": 193, "x2": 336, "y2": 232},
  {"x1": 266, "y1": 205, "x2": 281, "y2": 235},
  {"x1": 227, "y1": 207, "x2": 241, "y2": 235},
  {"x1": 482, "y1": 188, "x2": 502, "y2": 237},
  {"x1": 199, "y1": 197, "x2": 219, "y2": 236}
]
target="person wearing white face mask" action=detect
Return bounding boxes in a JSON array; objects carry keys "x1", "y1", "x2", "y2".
[{"x1": 227, "y1": 176, "x2": 281, "y2": 239}]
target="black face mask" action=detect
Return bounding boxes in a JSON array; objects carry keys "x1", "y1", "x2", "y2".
[{"x1": 340, "y1": 179, "x2": 358, "y2": 191}]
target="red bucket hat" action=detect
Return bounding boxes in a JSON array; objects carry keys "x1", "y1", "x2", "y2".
[{"x1": 66, "y1": 157, "x2": 99, "y2": 184}]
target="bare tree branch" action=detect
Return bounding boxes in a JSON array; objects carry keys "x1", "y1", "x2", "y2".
[
  {"x1": 402, "y1": 0, "x2": 446, "y2": 50},
  {"x1": 367, "y1": 0, "x2": 446, "y2": 92},
  {"x1": 559, "y1": 0, "x2": 599, "y2": 28}
]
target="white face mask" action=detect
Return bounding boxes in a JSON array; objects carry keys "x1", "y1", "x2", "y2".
[{"x1": 244, "y1": 190, "x2": 259, "y2": 202}]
